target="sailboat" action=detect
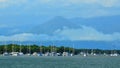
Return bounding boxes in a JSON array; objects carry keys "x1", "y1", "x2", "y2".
[
  {"x1": 110, "y1": 50, "x2": 118, "y2": 56},
  {"x1": 71, "y1": 43, "x2": 75, "y2": 56},
  {"x1": 62, "y1": 44, "x2": 69, "y2": 56},
  {"x1": 91, "y1": 49, "x2": 96, "y2": 56},
  {"x1": 3, "y1": 41, "x2": 9, "y2": 56},
  {"x1": 18, "y1": 42, "x2": 24, "y2": 56},
  {"x1": 51, "y1": 45, "x2": 57, "y2": 56},
  {"x1": 27, "y1": 44, "x2": 31, "y2": 56},
  {"x1": 83, "y1": 49, "x2": 87, "y2": 57},
  {"x1": 83, "y1": 53, "x2": 87, "y2": 57},
  {"x1": 110, "y1": 42, "x2": 118, "y2": 57},
  {"x1": 38, "y1": 45, "x2": 43, "y2": 56},
  {"x1": 11, "y1": 42, "x2": 19, "y2": 56}
]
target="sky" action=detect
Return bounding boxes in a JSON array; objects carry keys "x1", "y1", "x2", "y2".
[{"x1": 0, "y1": 0, "x2": 120, "y2": 42}]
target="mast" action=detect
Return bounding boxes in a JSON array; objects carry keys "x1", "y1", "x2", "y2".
[
  {"x1": 12, "y1": 41, "x2": 14, "y2": 52},
  {"x1": 29, "y1": 45, "x2": 31, "y2": 54},
  {"x1": 40, "y1": 41, "x2": 43, "y2": 53},
  {"x1": 72, "y1": 43, "x2": 75, "y2": 55},
  {"x1": 19, "y1": 41, "x2": 22, "y2": 53},
  {"x1": 4, "y1": 41, "x2": 7, "y2": 52}
]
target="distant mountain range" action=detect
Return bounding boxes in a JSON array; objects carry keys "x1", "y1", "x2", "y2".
[
  {"x1": 30, "y1": 15, "x2": 120, "y2": 35},
  {"x1": 70, "y1": 15, "x2": 120, "y2": 34},
  {"x1": 0, "y1": 15, "x2": 120, "y2": 35},
  {"x1": 30, "y1": 16, "x2": 81, "y2": 34},
  {"x1": 1, "y1": 15, "x2": 120, "y2": 49}
]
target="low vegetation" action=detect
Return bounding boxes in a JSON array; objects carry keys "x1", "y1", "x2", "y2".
[{"x1": 0, "y1": 44, "x2": 120, "y2": 54}]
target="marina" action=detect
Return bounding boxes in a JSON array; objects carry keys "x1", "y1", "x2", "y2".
[
  {"x1": 0, "y1": 0, "x2": 120, "y2": 68},
  {"x1": 0, "y1": 43, "x2": 120, "y2": 57}
]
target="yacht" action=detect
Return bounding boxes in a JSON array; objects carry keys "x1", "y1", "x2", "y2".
[
  {"x1": 3, "y1": 52, "x2": 9, "y2": 56},
  {"x1": 83, "y1": 53, "x2": 87, "y2": 57},
  {"x1": 11, "y1": 52, "x2": 19, "y2": 56},
  {"x1": 26, "y1": 45, "x2": 31, "y2": 56},
  {"x1": 62, "y1": 52, "x2": 69, "y2": 56},
  {"x1": 3, "y1": 42, "x2": 9, "y2": 56},
  {"x1": 18, "y1": 43, "x2": 24, "y2": 56},
  {"x1": 110, "y1": 53, "x2": 118, "y2": 56},
  {"x1": 32, "y1": 52, "x2": 38, "y2": 56},
  {"x1": 44, "y1": 52, "x2": 50, "y2": 56},
  {"x1": 38, "y1": 46, "x2": 43, "y2": 56}
]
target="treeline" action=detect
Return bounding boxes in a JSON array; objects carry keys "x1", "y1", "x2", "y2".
[{"x1": 0, "y1": 44, "x2": 120, "y2": 54}]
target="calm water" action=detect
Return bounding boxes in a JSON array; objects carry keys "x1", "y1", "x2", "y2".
[{"x1": 0, "y1": 56, "x2": 120, "y2": 68}]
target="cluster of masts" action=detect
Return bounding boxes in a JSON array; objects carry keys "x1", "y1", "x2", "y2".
[
  {"x1": 1, "y1": 42, "x2": 119, "y2": 57},
  {"x1": 2, "y1": 46, "x2": 119, "y2": 57},
  {"x1": 2, "y1": 43, "x2": 75, "y2": 57}
]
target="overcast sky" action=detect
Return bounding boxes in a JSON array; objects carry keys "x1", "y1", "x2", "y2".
[{"x1": 0, "y1": 0, "x2": 120, "y2": 42}]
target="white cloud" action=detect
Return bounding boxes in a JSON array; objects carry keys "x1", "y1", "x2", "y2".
[
  {"x1": 55, "y1": 26, "x2": 120, "y2": 41},
  {"x1": 0, "y1": 26, "x2": 120, "y2": 42},
  {"x1": 0, "y1": 0, "x2": 7, "y2": 2},
  {"x1": 0, "y1": 0, "x2": 120, "y2": 18},
  {"x1": 98, "y1": 0, "x2": 120, "y2": 7},
  {"x1": 0, "y1": 0, "x2": 27, "y2": 8},
  {"x1": 37, "y1": 0, "x2": 120, "y2": 7},
  {"x1": 1, "y1": 0, "x2": 120, "y2": 8},
  {"x1": 0, "y1": 33, "x2": 67, "y2": 41}
]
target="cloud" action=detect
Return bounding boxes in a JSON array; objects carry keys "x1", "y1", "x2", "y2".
[
  {"x1": 0, "y1": 0, "x2": 27, "y2": 8},
  {"x1": 0, "y1": 0, "x2": 120, "y2": 18},
  {"x1": 0, "y1": 33, "x2": 67, "y2": 41},
  {"x1": 0, "y1": 0, "x2": 7, "y2": 2},
  {"x1": 1, "y1": 0, "x2": 120, "y2": 8},
  {"x1": 0, "y1": 26, "x2": 120, "y2": 42},
  {"x1": 55, "y1": 26, "x2": 120, "y2": 41},
  {"x1": 98, "y1": 0, "x2": 120, "y2": 7},
  {"x1": 37, "y1": 0, "x2": 120, "y2": 7}
]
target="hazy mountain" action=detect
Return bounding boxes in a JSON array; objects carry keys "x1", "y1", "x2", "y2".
[
  {"x1": 30, "y1": 15, "x2": 120, "y2": 35},
  {"x1": 0, "y1": 15, "x2": 49, "y2": 35},
  {"x1": 31, "y1": 16, "x2": 81, "y2": 34},
  {"x1": 1, "y1": 15, "x2": 120, "y2": 35},
  {"x1": 70, "y1": 15, "x2": 120, "y2": 34}
]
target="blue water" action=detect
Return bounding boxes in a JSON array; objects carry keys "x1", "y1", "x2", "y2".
[{"x1": 0, "y1": 56, "x2": 120, "y2": 68}]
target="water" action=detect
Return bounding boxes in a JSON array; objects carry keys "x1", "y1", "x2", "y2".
[{"x1": 0, "y1": 56, "x2": 120, "y2": 68}]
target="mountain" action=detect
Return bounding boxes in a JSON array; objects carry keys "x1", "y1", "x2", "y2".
[
  {"x1": 70, "y1": 15, "x2": 120, "y2": 34},
  {"x1": 30, "y1": 15, "x2": 120, "y2": 35},
  {"x1": 0, "y1": 15, "x2": 49, "y2": 35},
  {"x1": 31, "y1": 16, "x2": 81, "y2": 34},
  {"x1": 1, "y1": 15, "x2": 120, "y2": 35}
]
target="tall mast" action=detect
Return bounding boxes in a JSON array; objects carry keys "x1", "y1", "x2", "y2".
[
  {"x1": 4, "y1": 41, "x2": 7, "y2": 52},
  {"x1": 40, "y1": 41, "x2": 42, "y2": 53},
  {"x1": 12, "y1": 41, "x2": 14, "y2": 52},
  {"x1": 72, "y1": 42, "x2": 75, "y2": 55},
  {"x1": 19, "y1": 41, "x2": 22, "y2": 52},
  {"x1": 27, "y1": 42, "x2": 31, "y2": 54},
  {"x1": 29, "y1": 44, "x2": 31, "y2": 54}
]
